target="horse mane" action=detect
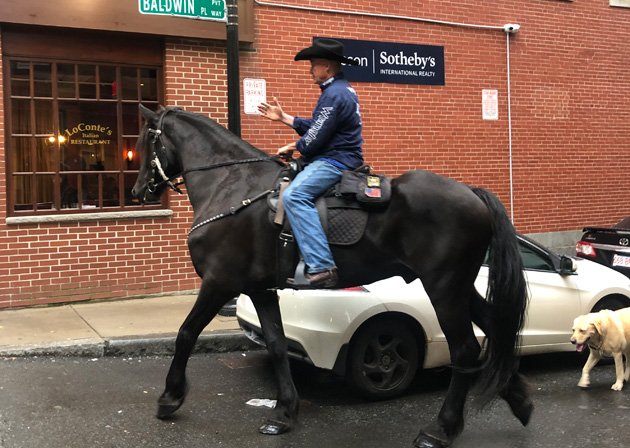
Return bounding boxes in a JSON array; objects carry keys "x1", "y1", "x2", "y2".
[{"x1": 168, "y1": 107, "x2": 271, "y2": 159}]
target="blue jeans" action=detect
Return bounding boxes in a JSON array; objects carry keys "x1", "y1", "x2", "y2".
[{"x1": 282, "y1": 159, "x2": 343, "y2": 274}]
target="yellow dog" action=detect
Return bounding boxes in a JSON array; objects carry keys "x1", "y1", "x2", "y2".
[{"x1": 570, "y1": 308, "x2": 630, "y2": 391}]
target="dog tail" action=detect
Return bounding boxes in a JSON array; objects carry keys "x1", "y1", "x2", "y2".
[{"x1": 472, "y1": 187, "x2": 528, "y2": 404}]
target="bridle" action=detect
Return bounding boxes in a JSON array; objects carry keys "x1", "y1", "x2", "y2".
[
  {"x1": 144, "y1": 110, "x2": 280, "y2": 196},
  {"x1": 143, "y1": 109, "x2": 285, "y2": 233},
  {"x1": 145, "y1": 109, "x2": 183, "y2": 197},
  {"x1": 146, "y1": 128, "x2": 184, "y2": 196}
]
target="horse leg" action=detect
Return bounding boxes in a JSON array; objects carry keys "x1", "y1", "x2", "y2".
[
  {"x1": 414, "y1": 279, "x2": 481, "y2": 448},
  {"x1": 157, "y1": 280, "x2": 228, "y2": 419},
  {"x1": 471, "y1": 292, "x2": 533, "y2": 426},
  {"x1": 249, "y1": 290, "x2": 299, "y2": 435}
]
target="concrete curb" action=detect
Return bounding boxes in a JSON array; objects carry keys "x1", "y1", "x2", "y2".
[
  {"x1": 0, "y1": 340, "x2": 105, "y2": 358},
  {"x1": 0, "y1": 331, "x2": 259, "y2": 358},
  {"x1": 105, "y1": 332, "x2": 259, "y2": 357}
]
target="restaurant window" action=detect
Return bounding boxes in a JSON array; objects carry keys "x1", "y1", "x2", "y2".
[{"x1": 6, "y1": 59, "x2": 163, "y2": 215}]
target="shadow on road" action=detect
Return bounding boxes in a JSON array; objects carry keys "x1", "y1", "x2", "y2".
[{"x1": 283, "y1": 351, "x2": 593, "y2": 405}]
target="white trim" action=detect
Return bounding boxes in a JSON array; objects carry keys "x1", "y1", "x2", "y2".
[
  {"x1": 610, "y1": 0, "x2": 630, "y2": 7},
  {"x1": 6, "y1": 209, "x2": 173, "y2": 225}
]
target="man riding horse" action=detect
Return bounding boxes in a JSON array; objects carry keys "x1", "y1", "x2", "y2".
[
  {"x1": 258, "y1": 38, "x2": 363, "y2": 289},
  {"x1": 131, "y1": 39, "x2": 532, "y2": 448}
]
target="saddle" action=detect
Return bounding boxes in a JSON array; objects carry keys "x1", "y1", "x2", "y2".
[
  {"x1": 268, "y1": 161, "x2": 391, "y2": 243},
  {"x1": 268, "y1": 160, "x2": 391, "y2": 286}
]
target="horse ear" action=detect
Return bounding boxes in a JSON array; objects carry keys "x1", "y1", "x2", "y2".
[{"x1": 139, "y1": 103, "x2": 159, "y2": 124}]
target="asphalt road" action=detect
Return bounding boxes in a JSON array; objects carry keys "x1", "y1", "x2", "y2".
[{"x1": 0, "y1": 350, "x2": 629, "y2": 448}]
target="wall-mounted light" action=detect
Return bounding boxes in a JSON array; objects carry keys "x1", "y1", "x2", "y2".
[
  {"x1": 47, "y1": 135, "x2": 67, "y2": 144},
  {"x1": 125, "y1": 149, "x2": 135, "y2": 163}
]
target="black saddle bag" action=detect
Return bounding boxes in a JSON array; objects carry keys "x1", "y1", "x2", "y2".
[{"x1": 338, "y1": 170, "x2": 391, "y2": 208}]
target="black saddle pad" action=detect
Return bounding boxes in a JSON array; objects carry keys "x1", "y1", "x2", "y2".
[
  {"x1": 269, "y1": 195, "x2": 368, "y2": 246},
  {"x1": 266, "y1": 164, "x2": 380, "y2": 247},
  {"x1": 327, "y1": 207, "x2": 368, "y2": 246}
]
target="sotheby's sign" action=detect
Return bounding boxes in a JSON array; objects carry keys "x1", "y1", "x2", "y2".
[{"x1": 318, "y1": 37, "x2": 445, "y2": 85}]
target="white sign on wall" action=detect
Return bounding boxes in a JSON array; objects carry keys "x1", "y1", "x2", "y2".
[
  {"x1": 243, "y1": 78, "x2": 266, "y2": 115},
  {"x1": 482, "y1": 89, "x2": 499, "y2": 121}
]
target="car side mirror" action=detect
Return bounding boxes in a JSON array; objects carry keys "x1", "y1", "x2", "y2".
[{"x1": 559, "y1": 256, "x2": 577, "y2": 275}]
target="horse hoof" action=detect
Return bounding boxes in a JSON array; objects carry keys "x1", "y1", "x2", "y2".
[
  {"x1": 156, "y1": 382, "x2": 189, "y2": 420},
  {"x1": 156, "y1": 402, "x2": 182, "y2": 420},
  {"x1": 501, "y1": 373, "x2": 534, "y2": 426},
  {"x1": 259, "y1": 419, "x2": 291, "y2": 435},
  {"x1": 513, "y1": 399, "x2": 534, "y2": 426},
  {"x1": 413, "y1": 432, "x2": 450, "y2": 448}
]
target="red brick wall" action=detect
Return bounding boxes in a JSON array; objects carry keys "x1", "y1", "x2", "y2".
[
  {"x1": 243, "y1": 0, "x2": 630, "y2": 234},
  {"x1": 1, "y1": 1, "x2": 629, "y2": 307},
  {"x1": 0, "y1": 218, "x2": 199, "y2": 307},
  {"x1": 0, "y1": 38, "x2": 210, "y2": 308}
]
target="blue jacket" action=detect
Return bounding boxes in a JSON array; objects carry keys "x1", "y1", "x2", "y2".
[{"x1": 293, "y1": 73, "x2": 364, "y2": 170}]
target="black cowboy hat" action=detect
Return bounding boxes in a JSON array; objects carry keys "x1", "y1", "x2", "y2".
[{"x1": 294, "y1": 38, "x2": 359, "y2": 66}]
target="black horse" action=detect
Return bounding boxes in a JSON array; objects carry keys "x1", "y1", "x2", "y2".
[{"x1": 131, "y1": 105, "x2": 532, "y2": 448}]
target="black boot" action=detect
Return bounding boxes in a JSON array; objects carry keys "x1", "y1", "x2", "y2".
[{"x1": 286, "y1": 268, "x2": 338, "y2": 289}]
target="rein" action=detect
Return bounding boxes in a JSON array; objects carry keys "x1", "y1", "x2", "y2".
[
  {"x1": 144, "y1": 111, "x2": 285, "y2": 234},
  {"x1": 146, "y1": 118, "x2": 280, "y2": 195},
  {"x1": 188, "y1": 187, "x2": 276, "y2": 235},
  {"x1": 147, "y1": 148, "x2": 275, "y2": 195}
]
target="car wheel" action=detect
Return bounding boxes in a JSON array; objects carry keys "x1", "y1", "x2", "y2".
[
  {"x1": 591, "y1": 296, "x2": 628, "y2": 313},
  {"x1": 347, "y1": 318, "x2": 421, "y2": 400}
]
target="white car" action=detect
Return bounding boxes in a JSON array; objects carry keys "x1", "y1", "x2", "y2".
[{"x1": 237, "y1": 235, "x2": 630, "y2": 400}]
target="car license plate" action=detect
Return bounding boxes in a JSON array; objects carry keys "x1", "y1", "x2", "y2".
[{"x1": 612, "y1": 254, "x2": 630, "y2": 268}]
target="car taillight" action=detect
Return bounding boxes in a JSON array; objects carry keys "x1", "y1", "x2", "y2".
[
  {"x1": 576, "y1": 241, "x2": 596, "y2": 257},
  {"x1": 342, "y1": 286, "x2": 369, "y2": 292}
]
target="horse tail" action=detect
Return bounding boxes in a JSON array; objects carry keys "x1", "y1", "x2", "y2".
[{"x1": 471, "y1": 187, "x2": 528, "y2": 403}]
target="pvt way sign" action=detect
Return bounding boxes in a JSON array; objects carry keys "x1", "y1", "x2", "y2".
[{"x1": 139, "y1": 0, "x2": 226, "y2": 22}]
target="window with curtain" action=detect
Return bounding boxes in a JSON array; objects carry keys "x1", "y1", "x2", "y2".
[{"x1": 6, "y1": 59, "x2": 163, "y2": 215}]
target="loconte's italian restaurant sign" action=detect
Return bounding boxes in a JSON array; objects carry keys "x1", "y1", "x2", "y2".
[
  {"x1": 318, "y1": 37, "x2": 445, "y2": 86},
  {"x1": 63, "y1": 123, "x2": 113, "y2": 146}
]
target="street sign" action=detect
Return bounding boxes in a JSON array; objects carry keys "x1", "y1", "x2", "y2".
[{"x1": 139, "y1": 0, "x2": 226, "y2": 22}]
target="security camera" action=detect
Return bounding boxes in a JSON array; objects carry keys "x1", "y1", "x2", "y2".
[{"x1": 503, "y1": 23, "x2": 521, "y2": 34}]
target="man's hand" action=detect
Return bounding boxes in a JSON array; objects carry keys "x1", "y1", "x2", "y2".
[
  {"x1": 277, "y1": 142, "x2": 296, "y2": 160},
  {"x1": 258, "y1": 97, "x2": 294, "y2": 126}
]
